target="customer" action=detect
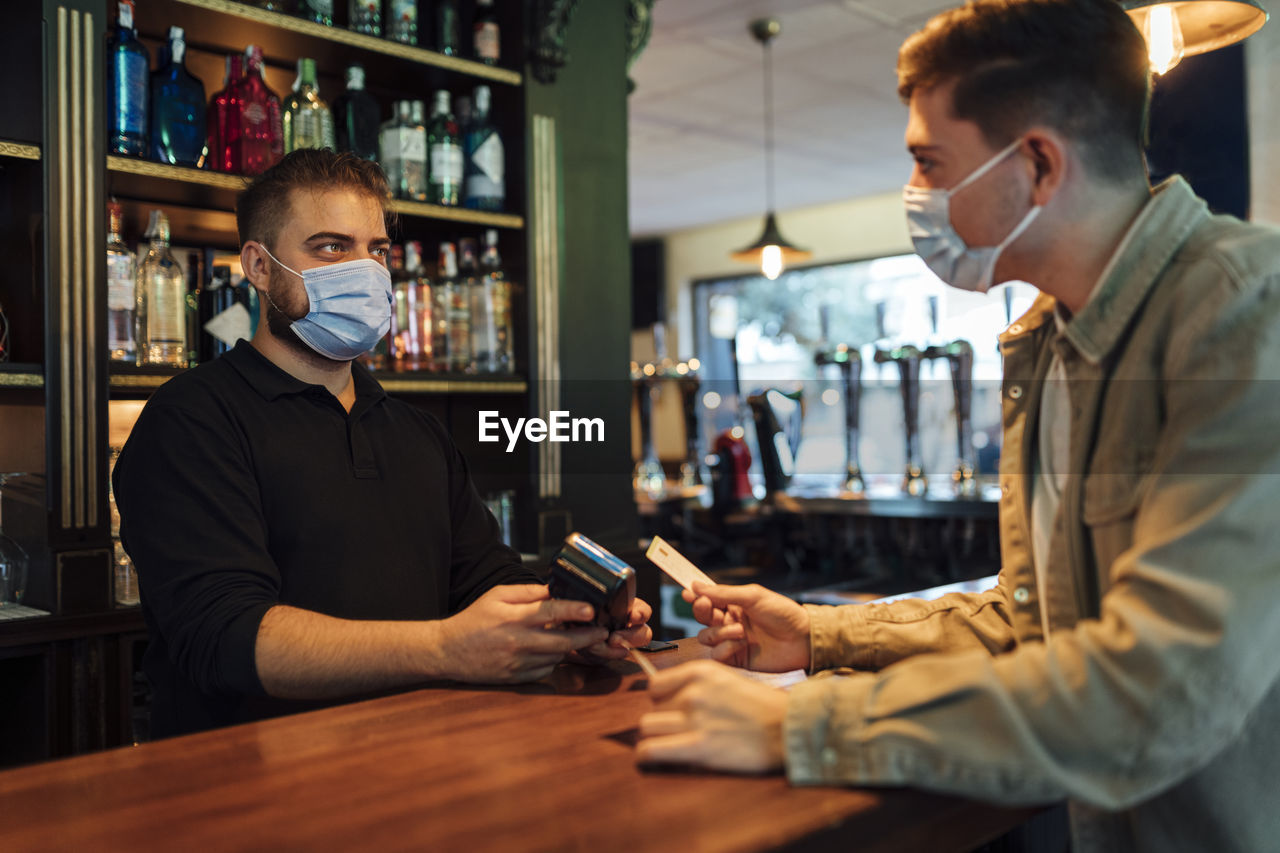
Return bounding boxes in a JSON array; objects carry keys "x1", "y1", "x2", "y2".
[
  {"x1": 115, "y1": 149, "x2": 650, "y2": 737},
  {"x1": 635, "y1": 1, "x2": 1280, "y2": 850}
]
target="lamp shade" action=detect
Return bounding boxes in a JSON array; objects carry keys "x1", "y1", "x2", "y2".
[
  {"x1": 1123, "y1": 0, "x2": 1267, "y2": 58},
  {"x1": 731, "y1": 212, "x2": 812, "y2": 280}
]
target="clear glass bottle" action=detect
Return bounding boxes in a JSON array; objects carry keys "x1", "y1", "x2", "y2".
[
  {"x1": 349, "y1": 0, "x2": 382, "y2": 36},
  {"x1": 135, "y1": 210, "x2": 187, "y2": 367},
  {"x1": 331, "y1": 64, "x2": 381, "y2": 161},
  {"x1": 0, "y1": 474, "x2": 29, "y2": 607},
  {"x1": 297, "y1": 0, "x2": 334, "y2": 26},
  {"x1": 438, "y1": 241, "x2": 470, "y2": 372},
  {"x1": 240, "y1": 45, "x2": 285, "y2": 175},
  {"x1": 207, "y1": 54, "x2": 245, "y2": 173},
  {"x1": 107, "y1": 0, "x2": 150, "y2": 157},
  {"x1": 435, "y1": 0, "x2": 460, "y2": 55},
  {"x1": 463, "y1": 85, "x2": 504, "y2": 211},
  {"x1": 388, "y1": 243, "x2": 409, "y2": 367},
  {"x1": 473, "y1": 0, "x2": 500, "y2": 65},
  {"x1": 107, "y1": 200, "x2": 136, "y2": 363},
  {"x1": 461, "y1": 238, "x2": 493, "y2": 372},
  {"x1": 150, "y1": 27, "x2": 207, "y2": 168},
  {"x1": 404, "y1": 240, "x2": 434, "y2": 372},
  {"x1": 385, "y1": 0, "x2": 416, "y2": 44},
  {"x1": 379, "y1": 100, "x2": 426, "y2": 201},
  {"x1": 480, "y1": 229, "x2": 512, "y2": 372},
  {"x1": 283, "y1": 58, "x2": 336, "y2": 153},
  {"x1": 427, "y1": 90, "x2": 462, "y2": 207}
]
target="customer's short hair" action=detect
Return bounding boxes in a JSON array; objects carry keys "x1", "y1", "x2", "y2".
[
  {"x1": 897, "y1": 0, "x2": 1151, "y2": 181},
  {"x1": 236, "y1": 149, "x2": 393, "y2": 249}
]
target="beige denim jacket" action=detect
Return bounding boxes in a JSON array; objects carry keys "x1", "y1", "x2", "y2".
[{"x1": 783, "y1": 178, "x2": 1280, "y2": 853}]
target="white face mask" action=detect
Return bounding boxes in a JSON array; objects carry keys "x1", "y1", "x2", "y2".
[
  {"x1": 903, "y1": 138, "x2": 1041, "y2": 293},
  {"x1": 260, "y1": 245, "x2": 393, "y2": 361}
]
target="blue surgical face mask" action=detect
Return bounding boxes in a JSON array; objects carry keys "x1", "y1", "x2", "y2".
[
  {"x1": 259, "y1": 245, "x2": 393, "y2": 361},
  {"x1": 903, "y1": 138, "x2": 1041, "y2": 294}
]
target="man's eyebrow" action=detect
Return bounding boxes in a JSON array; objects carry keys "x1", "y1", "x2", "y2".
[
  {"x1": 369, "y1": 236, "x2": 392, "y2": 246},
  {"x1": 907, "y1": 143, "x2": 943, "y2": 154},
  {"x1": 304, "y1": 231, "x2": 355, "y2": 243}
]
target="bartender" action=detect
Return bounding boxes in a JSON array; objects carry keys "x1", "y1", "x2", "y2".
[{"x1": 114, "y1": 149, "x2": 651, "y2": 737}]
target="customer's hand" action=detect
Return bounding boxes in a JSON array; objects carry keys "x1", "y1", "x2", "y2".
[
  {"x1": 574, "y1": 597, "x2": 655, "y2": 662},
  {"x1": 438, "y1": 584, "x2": 606, "y2": 683},
  {"x1": 635, "y1": 660, "x2": 787, "y2": 773},
  {"x1": 683, "y1": 582, "x2": 811, "y2": 672}
]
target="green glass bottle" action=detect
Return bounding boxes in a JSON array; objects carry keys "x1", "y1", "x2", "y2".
[
  {"x1": 283, "y1": 58, "x2": 336, "y2": 153},
  {"x1": 427, "y1": 90, "x2": 462, "y2": 206}
]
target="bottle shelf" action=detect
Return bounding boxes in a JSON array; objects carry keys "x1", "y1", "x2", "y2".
[
  {"x1": 108, "y1": 363, "x2": 526, "y2": 395},
  {"x1": 161, "y1": 0, "x2": 521, "y2": 86},
  {"x1": 0, "y1": 141, "x2": 40, "y2": 161},
  {"x1": 107, "y1": 157, "x2": 524, "y2": 231},
  {"x1": 0, "y1": 364, "x2": 44, "y2": 388}
]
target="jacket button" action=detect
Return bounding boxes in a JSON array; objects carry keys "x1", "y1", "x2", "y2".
[
  {"x1": 1001, "y1": 483, "x2": 1011, "y2": 497},
  {"x1": 821, "y1": 747, "x2": 839, "y2": 767},
  {"x1": 1008, "y1": 385, "x2": 1023, "y2": 400},
  {"x1": 1009, "y1": 323, "x2": 1024, "y2": 334},
  {"x1": 1013, "y1": 586, "x2": 1030, "y2": 603}
]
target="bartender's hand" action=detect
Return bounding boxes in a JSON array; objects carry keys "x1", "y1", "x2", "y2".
[
  {"x1": 572, "y1": 598, "x2": 654, "y2": 663},
  {"x1": 438, "y1": 584, "x2": 607, "y2": 683},
  {"x1": 635, "y1": 660, "x2": 787, "y2": 773},
  {"x1": 683, "y1": 582, "x2": 811, "y2": 672}
]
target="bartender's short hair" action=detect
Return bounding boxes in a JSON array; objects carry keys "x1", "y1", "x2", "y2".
[
  {"x1": 897, "y1": 0, "x2": 1150, "y2": 181},
  {"x1": 236, "y1": 148, "x2": 393, "y2": 249}
]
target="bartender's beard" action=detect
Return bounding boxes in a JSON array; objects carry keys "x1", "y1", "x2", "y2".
[{"x1": 264, "y1": 265, "x2": 330, "y2": 362}]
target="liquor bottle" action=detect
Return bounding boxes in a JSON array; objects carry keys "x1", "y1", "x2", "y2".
[
  {"x1": 480, "y1": 229, "x2": 513, "y2": 372},
  {"x1": 183, "y1": 250, "x2": 203, "y2": 367},
  {"x1": 241, "y1": 45, "x2": 285, "y2": 175},
  {"x1": 460, "y1": 238, "x2": 492, "y2": 372},
  {"x1": 331, "y1": 64, "x2": 380, "y2": 161},
  {"x1": 349, "y1": 0, "x2": 382, "y2": 36},
  {"x1": 463, "y1": 85, "x2": 504, "y2": 211},
  {"x1": 199, "y1": 266, "x2": 252, "y2": 362},
  {"x1": 435, "y1": 0, "x2": 460, "y2": 55},
  {"x1": 473, "y1": 0, "x2": 500, "y2": 65},
  {"x1": 379, "y1": 100, "x2": 426, "y2": 200},
  {"x1": 403, "y1": 240, "x2": 433, "y2": 371},
  {"x1": 150, "y1": 27, "x2": 207, "y2": 167},
  {"x1": 297, "y1": 0, "x2": 334, "y2": 25},
  {"x1": 427, "y1": 91, "x2": 463, "y2": 206},
  {"x1": 135, "y1": 210, "x2": 187, "y2": 367},
  {"x1": 106, "y1": 200, "x2": 137, "y2": 363},
  {"x1": 438, "y1": 241, "x2": 470, "y2": 372},
  {"x1": 207, "y1": 54, "x2": 245, "y2": 173},
  {"x1": 388, "y1": 243, "x2": 408, "y2": 367},
  {"x1": 283, "y1": 58, "x2": 336, "y2": 154},
  {"x1": 385, "y1": 0, "x2": 416, "y2": 45},
  {"x1": 107, "y1": 0, "x2": 149, "y2": 158}
]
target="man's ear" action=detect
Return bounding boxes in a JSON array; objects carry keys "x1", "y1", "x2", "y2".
[
  {"x1": 240, "y1": 241, "x2": 270, "y2": 295},
  {"x1": 1021, "y1": 128, "x2": 1067, "y2": 207}
]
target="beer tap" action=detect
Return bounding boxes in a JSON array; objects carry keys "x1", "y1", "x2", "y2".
[
  {"x1": 674, "y1": 361, "x2": 707, "y2": 488},
  {"x1": 815, "y1": 343, "x2": 865, "y2": 496},
  {"x1": 923, "y1": 340, "x2": 977, "y2": 497},
  {"x1": 630, "y1": 361, "x2": 664, "y2": 496},
  {"x1": 875, "y1": 344, "x2": 927, "y2": 496}
]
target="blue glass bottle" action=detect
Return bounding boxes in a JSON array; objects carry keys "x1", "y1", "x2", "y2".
[
  {"x1": 107, "y1": 0, "x2": 150, "y2": 157},
  {"x1": 150, "y1": 27, "x2": 208, "y2": 167}
]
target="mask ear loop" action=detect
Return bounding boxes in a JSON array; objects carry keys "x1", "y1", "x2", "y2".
[
  {"x1": 949, "y1": 137, "x2": 1024, "y2": 196},
  {"x1": 255, "y1": 243, "x2": 306, "y2": 322}
]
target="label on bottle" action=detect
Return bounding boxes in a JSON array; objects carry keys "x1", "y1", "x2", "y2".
[
  {"x1": 113, "y1": 52, "x2": 148, "y2": 135},
  {"x1": 243, "y1": 101, "x2": 268, "y2": 128},
  {"x1": 390, "y1": 0, "x2": 417, "y2": 25},
  {"x1": 403, "y1": 128, "x2": 427, "y2": 162},
  {"x1": 204, "y1": 302, "x2": 252, "y2": 347},
  {"x1": 107, "y1": 254, "x2": 135, "y2": 310},
  {"x1": 475, "y1": 22, "x2": 500, "y2": 61},
  {"x1": 466, "y1": 132, "x2": 504, "y2": 201},
  {"x1": 148, "y1": 279, "x2": 186, "y2": 346},
  {"x1": 303, "y1": 0, "x2": 334, "y2": 15},
  {"x1": 431, "y1": 143, "x2": 464, "y2": 183}
]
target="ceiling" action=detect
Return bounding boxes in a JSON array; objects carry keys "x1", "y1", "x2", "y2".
[{"x1": 626, "y1": 0, "x2": 962, "y2": 237}]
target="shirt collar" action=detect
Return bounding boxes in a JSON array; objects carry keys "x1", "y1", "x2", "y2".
[{"x1": 224, "y1": 340, "x2": 388, "y2": 407}]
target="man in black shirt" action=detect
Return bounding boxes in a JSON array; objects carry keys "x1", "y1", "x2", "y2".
[{"x1": 114, "y1": 150, "x2": 651, "y2": 737}]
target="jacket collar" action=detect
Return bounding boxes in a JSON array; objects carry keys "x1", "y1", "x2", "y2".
[
  {"x1": 995, "y1": 177, "x2": 1208, "y2": 361},
  {"x1": 1063, "y1": 177, "x2": 1208, "y2": 365}
]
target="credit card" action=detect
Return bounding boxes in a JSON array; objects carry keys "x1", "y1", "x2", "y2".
[{"x1": 645, "y1": 536, "x2": 714, "y2": 591}]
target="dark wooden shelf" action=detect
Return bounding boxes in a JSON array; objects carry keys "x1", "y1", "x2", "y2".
[
  {"x1": 109, "y1": 363, "x2": 527, "y2": 395},
  {"x1": 0, "y1": 140, "x2": 40, "y2": 161},
  {"x1": 0, "y1": 607, "x2": 145, "y2": 649},
  {"x1": 0, "y1": 364, "x2": 43, "y2": 389}
]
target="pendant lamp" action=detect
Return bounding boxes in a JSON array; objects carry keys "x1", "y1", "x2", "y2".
[
  {"x1": 1122, "y1": 0, "x2": 1267, "y2": 75},
  {"x1": 731, "y1": 18, "x2": 811, "y2": 281}
]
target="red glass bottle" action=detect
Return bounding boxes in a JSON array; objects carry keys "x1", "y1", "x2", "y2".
[
  {"x1": 239, "y1": 45, "x2": 284, "y2": 175},
  {"x1": 207, "y1": 54, "x2": 244, "y2": 173}
]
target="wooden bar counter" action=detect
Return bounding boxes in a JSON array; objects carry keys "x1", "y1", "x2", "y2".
[{"x1": 0, "y1": 640, "x2": 1038, "y2": 851}]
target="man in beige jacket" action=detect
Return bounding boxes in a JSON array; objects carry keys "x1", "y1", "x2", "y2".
[{"x1": 634, "y1": 1, "x2": 1280, "y2": 849}]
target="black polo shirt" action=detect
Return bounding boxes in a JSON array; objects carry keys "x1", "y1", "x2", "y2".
[{"x1": 113, "y1": 340, "x2": 536, "y2": 737}]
